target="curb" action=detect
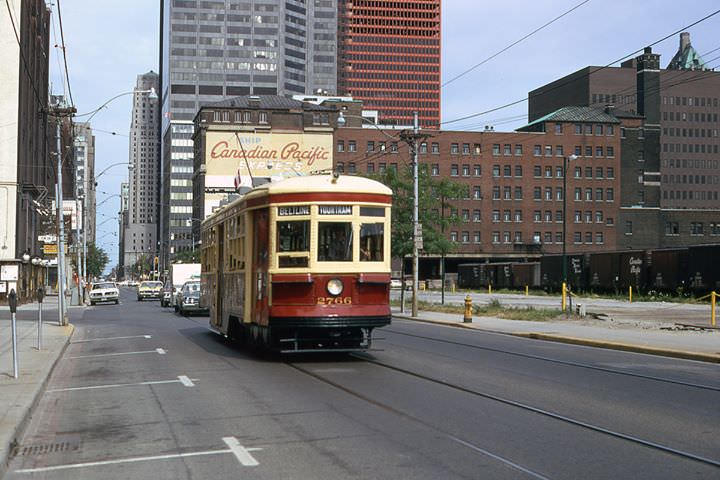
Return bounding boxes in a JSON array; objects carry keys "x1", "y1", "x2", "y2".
[
  {"x1": 512, "y1": 332, "x2": 720, "y2": 363},
  {"x1": 392, "y1": 314, "x2": 720, "y2": 364},
  {"x1": 0, "y1": 324, "x2": 75, "y2": 479}
]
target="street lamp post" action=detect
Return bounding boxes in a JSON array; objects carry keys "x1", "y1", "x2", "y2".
[{"x1": 562, "y1": 154, "x2": 578, "y2": 306}]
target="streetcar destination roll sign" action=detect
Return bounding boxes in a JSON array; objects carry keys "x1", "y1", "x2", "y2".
[
  {"x1": 278, "y1": 205, "x2": 310, "y2": 216},
  {"x1": 319, "y1": 205, "x2": 352, "y2": 215}
]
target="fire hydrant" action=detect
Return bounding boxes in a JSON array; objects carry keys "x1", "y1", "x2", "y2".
[{"x1": 463, "y1": 295, "x2": 473, "y2": 323}]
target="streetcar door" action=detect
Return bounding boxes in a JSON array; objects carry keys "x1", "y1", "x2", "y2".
[
  {"x1": 252, "y1": 209, "x2": 270, "y2": 325},
  {"x1": 216, "y1": 223, "x2": 225, "y2": 329}
]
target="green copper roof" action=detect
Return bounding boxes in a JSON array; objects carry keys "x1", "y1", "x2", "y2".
[
  {"x1": 667, "y1": 33, "x2": 709, "y2": 71},
  {"x1": 517, "y1": 106, "x2": 620, "y2": 132}
]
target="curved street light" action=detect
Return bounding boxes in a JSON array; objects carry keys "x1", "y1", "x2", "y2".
[{"x1": 97, "y1": 194, "x2": 121, "y2": 208}]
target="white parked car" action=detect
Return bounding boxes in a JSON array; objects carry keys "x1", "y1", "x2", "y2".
[{"x1": 89, "y1": 281, "x2": 119, "y2": 305}]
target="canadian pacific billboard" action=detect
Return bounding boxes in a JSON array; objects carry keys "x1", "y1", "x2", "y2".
[{"x1": 204, "y1": 131, "x2": 333, "y2": 190}]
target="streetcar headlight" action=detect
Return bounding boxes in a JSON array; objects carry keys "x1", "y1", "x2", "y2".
[{"x1": 326, "y1": 278, "x2": 344, "y2": 296}]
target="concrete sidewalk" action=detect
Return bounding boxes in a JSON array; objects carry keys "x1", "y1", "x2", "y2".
[
  {"x1": 0, "y1": 296, "x2": 76, "y2": 479},
  {"x1": 392, "y1": 306, "x2": 720, "y2": 363}
]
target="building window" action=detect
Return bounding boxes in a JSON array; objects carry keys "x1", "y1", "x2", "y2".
[
  {"x1": 450, "y1": 164, "x2": 459, "y2": 176},
  {"x1": 492, "y1": 210, "x2": 500, "y2": 222},
  {"x1": 595, "y1": 124, "x2": 603, "y2": 135},
  {"x1": 391, "y1": 142, "x2": 398, "y2": 152},
  {"x1": 503, "y1": 165, "x2": 511, "y2": 177},
  {"x1": 596, "y1": 146, "x2": 603, "y2": 157},
  {"x1": 515, "y1": 187, "x2": 523, "y2": 200},
  {"x1": 606, "y1": 125, "x2": 614, "y2": 136},
  {"x1": 515, "y1": 165, "x2": 523, "y2": 177},
  {"x1": 606, "y1": 146, "x2": 614, "y2": 157},
  {"x1": 556, "y1": 145, "x2": 564, "y2": 156},
  {"x1": 492, "y1": 186, "x2": 500, "y2": 200},
  {"x1": 462, "y1": 164, "x2": 470, "y2": 176},
  {"x1": 462, "y1": 143, "x2": 470, "y2": 154},
  {"x1": 492, "y1": 232, "x2": 500, "y2": 244},
  {"x1": 596, "y1": 232, "x2": 604, "y2": 244},
  {"x1": 420, "y1": 142, "x2": 428, "y2": 154},
  {"x1": 533, "y1": 165, "x2": 541, "y2": 177},
  {"x1": 474, "y1": 165, "x2": 481, "y2": 176},
  {"x1": 585, "y1": 232, "x2": 593, "y2": 243},
  {"x1": 451, "y1": 231, "x2": 458, "y2": 242},
  {"x1": 431, "y1": 142, "x2": 440, "y2": 154},
  {"x1": 574, "y1": 211, "x2": 581, "y2": 223},
  {"x1": 625, "y1": 221, "x2": 633, "y2": 235},
  {"x1": 544, "y1": 188, "x2": 552, "y2": 201},
  {"x1": 473, "y1": 143, "x2": 482, "y2": 154},
  {"x1": 515, "y1": 144, "x2": 523, "y2": 155},
  {"x1": 492, "y1": 165, "x2": 500, "y2": 177},
  {"x1": 473, "y1": 186, "x2": 481, "y2": 200},
  {"x1": 451, "y1": 143, "x2": 459, "y2": 154},
  {"x1": 312, "y1": 112, "x2": 329, "y2": 125},
  {"x1": 431, "y1": 164, "x2": 440, "y2": 176},
  {"x1": 514, "y1": 210, "x2": 522, "y2": 222},
  {"x1": 585, "y1": 146, "x2": 593, "y2": 157},
  {"x1": 473, "y1": 210, "x2": 481, "y2": 222},
  {"x1": 533, "y1": 145, "x2": 541, "y2": 156},
  {"x1": 595, "y1": 211, "x2": 603, "y2": 223},
  {"x1": 574, "y1": 166, "x2": 582, "y2": 178},
  {"x1": 367, "y1": 141, "x2": 375, "y2": 152},
  {"x1": 665, "y1": 221, "x2": 679, "y2": 235},
  {"x1": 544, "y1": 145, "x2": 552, "y2": 156},
  {"x1": 367, "y1": 163, "x2": 375, "y2": 174},
  {"x1": 555, "y1": 123, "x2": 563, "y2": 134},
  {"x1": 462, "y1": 231, "x2": 470, "y2": 244},
  {"x1": 606, "y1": 188, "x2": 614, "y2": 201},
  {"x1": 691, "y1": 222, "x2": 704, "y2": 235},
  {"x1": 710, "y1": 223, "x2": 720, "y2": 235},
  {"x1": 607, "y1": 167, "x2": 614, "y2": 178},
  {"x1": 503, "y1": 144, "x2": 512, "y2": 155},
  {"x1": 337, "y1": 140, "x2": 344, "y2": 152},
  {"x1": 574, "y1": 124, "x2": 582, "y2": 135},
  {"x1": 462, "y1": 209, "x2": 470, "y2": 222},
  {"x1": 574, "y1": 232, "x2": 582, "y2": 243},
  {"x1": 534, "y1": 187, "x2": 541, "y2": 200},
  {"x1": 503, "y1": 231, "x2": 511, "y2": 243},
  {"x1": 503, "y1": 210, "x2": 511, "y2": 222},
  {"x1": 258, "y1": 111, "x2": 269, "y2": 124},
  {"x1": 473, "y1": 232, "x2": 481, "y2": 243},
  {"x1": 348, "y1": 141, "x2": 356, "y2": 152},
  {"x1": 493, "y1": 144, "x2": 501, "y2": 155}
]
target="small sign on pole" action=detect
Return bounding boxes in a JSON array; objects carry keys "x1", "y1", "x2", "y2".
[{"x1": 9, "y1": 289, "x2": 19, "y2": 379}]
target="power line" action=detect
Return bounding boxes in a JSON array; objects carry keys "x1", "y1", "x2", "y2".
[
  {"x1": 55, "y1": 0, "x2": 75, "y2": 106},
  {"x1": 441, "y1": 8, "x2": 720, "y2": 126},
  {"x1": 443, "y1": 0, "x2": 592, "y2": 88},
  {"x1": 4, "y1": 0, "x2": 44, "y2": 110}
]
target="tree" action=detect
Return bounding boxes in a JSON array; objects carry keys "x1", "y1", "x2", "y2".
[
  {"x1": 72, "y1": 242, "x2": 109, "y2": 279},
  {"x1": 173, "y1": 249, "x2": 200, "y2": 264},
  {"x1": 370, "y1": 165, "x2": 466, "y2": 260}
]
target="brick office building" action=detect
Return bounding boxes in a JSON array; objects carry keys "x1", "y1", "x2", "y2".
[
  {"x1": 335, "y1": 107, "x2": 631, "y2": 274},
  {"x1": 528, "y1": 34, "x2": 720, "y2": 250},
  {"x1": 337, "y1": 0, "x2": 441, "y2": 128}
]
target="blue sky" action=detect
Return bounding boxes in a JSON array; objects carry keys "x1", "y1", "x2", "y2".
[{"x1": 48, "y1": 0, "x2": 720, "y2": 270}]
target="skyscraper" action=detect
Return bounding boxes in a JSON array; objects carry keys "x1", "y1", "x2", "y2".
[
  {"x1": 159, "y1": 0, "x2": 338, "y2": 262},
  {"x1": 337, "y1": 0, "x2": 442, "y2": 128},
  {"x1": 123, "y1": 72, "x2": 160, "y2": 272}
]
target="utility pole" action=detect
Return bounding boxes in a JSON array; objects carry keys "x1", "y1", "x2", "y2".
[
  {"x1": 50, "y1": 105, "x2": 76, "y2": 326},
  {"x1": 400, "y1": 112, "x2": 425, "y2": 318}
]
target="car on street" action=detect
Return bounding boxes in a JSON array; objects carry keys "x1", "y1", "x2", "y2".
[
  {"x1": 390, "y1": 278, "x2": 402, "y2": 289},
  {"x1": 89, "y1": 281, "x2": 119, "y2": 305},
  {"x1": 137, "y1": 281, "x2": 163, "y2": 301},
  {"x1": 176, "y1": 281, "x2": 208, "y2": 316},
  {"x1": 160, "y1": 281, "x2": 174, "y2": 307}
]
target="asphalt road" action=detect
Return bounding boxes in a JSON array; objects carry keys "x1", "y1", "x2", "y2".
[{"x1": 5, "y1": 287, "x2": 719, "y2": 479}]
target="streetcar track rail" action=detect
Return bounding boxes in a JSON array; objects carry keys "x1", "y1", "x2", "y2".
[
  {"x1": 288, "y1": 356, "x2": 720, "y2": 471},
  {"x1": 383, "y1": 328, "x2": 720, "y2": 392}
]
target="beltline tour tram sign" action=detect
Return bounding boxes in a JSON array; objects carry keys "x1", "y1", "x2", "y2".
[{"x1": 205, "y1": 131, "x2": 333, "y2": 192}]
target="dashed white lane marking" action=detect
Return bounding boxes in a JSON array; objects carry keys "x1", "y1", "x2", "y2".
[
  {"x1": 223, "y1": 436, "x2": 260, "y2": 466},
  {"x1": 46, "y1": 376, "x2": 197, "y2": 392},
  {"x1": 14, "y1": 437, "x2": 262, "y2": 474},
  {"x1": 67, "y1": 348, "x2": 166, "y2": 359},
  {"x1": 71, "y1": 335, "x2": 152, "y2": 343}
]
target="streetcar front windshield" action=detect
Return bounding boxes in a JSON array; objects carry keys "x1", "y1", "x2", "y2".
[
  {"x1": 318, "y1": 222, "x2": 353, "y2": 262},
  {"x1": 277, "y1": 220, "x2": 310, "y2": 267},
  {"x1": 360, "y1": 223, "x2": 384, "y2": 262}
]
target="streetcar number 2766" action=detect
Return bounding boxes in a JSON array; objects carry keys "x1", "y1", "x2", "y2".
[{"x1": 317, "y1": 297, "x2": 352, "y2": 305}]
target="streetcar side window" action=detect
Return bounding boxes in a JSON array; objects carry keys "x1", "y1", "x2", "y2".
[
  {"x1": 318, "y1": 222, "x2": 353, "y2": 262},
  {"x1": 360, "y1": 223, "x2": 384, "y2": 262},
  {"x1": 277, "y1": 220, "x2": 310, "y2": 268}
]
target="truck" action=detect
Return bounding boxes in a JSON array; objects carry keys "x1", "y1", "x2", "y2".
[{"x1": 162, "y1": 263, "x2": 201, "y2": 308}]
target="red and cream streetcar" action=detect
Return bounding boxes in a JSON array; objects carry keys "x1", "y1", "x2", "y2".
[{"x1": 200, "y1": 173, "x2": 393, "y2": 352}]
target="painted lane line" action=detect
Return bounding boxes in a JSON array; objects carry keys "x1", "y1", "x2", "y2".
[
  {"x1": 47, "y1": 376, "x2": 198, "y2": 392},
  {"x1": 71, "y1": 335, "x2": 152, "y2": 343},
  {"x1": 448, "y1": 435, "x2": 550, "y2": 480},
  {"x1": 14, "y1": 441, "x2": 262, "y2": 474},
  {"x1": 67, "y1": 348, "x2": 167, "y2": 359},
  {"x1": 223, "y1": 437, "x2": 260, "y2": 467}
]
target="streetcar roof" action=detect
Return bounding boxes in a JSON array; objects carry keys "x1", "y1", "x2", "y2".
[
  {"x1": 251, "y1": 174, "x2": 392, "y2": 197},
  {"x1": 203, "y1": 174, "x2": 391, "y2": 225}
]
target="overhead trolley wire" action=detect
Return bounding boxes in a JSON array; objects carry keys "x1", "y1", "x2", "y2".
[{"x1": 441, "y1": 8, "x2": 720, "y2": 127}]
